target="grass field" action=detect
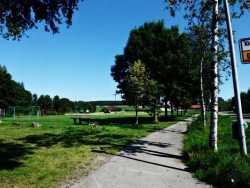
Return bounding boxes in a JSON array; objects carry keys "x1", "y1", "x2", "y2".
[
  {"x1": 0, "y1": 111, "x2": 188, "y2": 188},
  {"x1": 184, "y1": 115, "x2": 250, "y2": 188}
]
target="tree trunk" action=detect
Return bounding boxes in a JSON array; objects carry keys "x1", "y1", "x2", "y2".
[
  {"x1": 200, "y1": 58, "x2": 206, "y2": 127},
  {"x1": 153, "y1": 101, "x2": 159, "y2": 124},
  {"x1": 171, "y1": 102, "x2": 174, "y2": 117},
  {"x1": 165, "y1": 100, "x2": 168, "y2": 118},
  {"x1": 135, "y1": 104, "x2": 139, "y2": 125},
  {"x1": 209, "y1": 0, "x2": 219, "y2": 152},
  {"x1": 176, "y1": 106, "x2": 179, "y2": 116},
  {"x1": 184, "y1": 108, "x2": 187, "y2": 115}
]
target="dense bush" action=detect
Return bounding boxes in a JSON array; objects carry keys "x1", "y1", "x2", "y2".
[
  {"x1": 102, "y1": 107, "x2": 111, "y2": 113},
  {"x1": 101, "y1": 106, "x2": 123, "y2": 113},
  {"x1": 184, "y1": 116, "x2": 250, "y2": 188},
  {"x1": 47, "y1": 111, "x2": 58, "y2": 116}
]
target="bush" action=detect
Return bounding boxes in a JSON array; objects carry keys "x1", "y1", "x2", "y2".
[
  {"x1": 102, "y1": 107, "x2": 111, "y2": 113},
  {"x1": 47, "y1": 111, "x2": 58, "y2": 115},
  {"x1": 101, "y1": 106, "x2": 123, "y2": 113},
  {"x1": 184, "y1": 116, "x2": 250, "y2": 188}
]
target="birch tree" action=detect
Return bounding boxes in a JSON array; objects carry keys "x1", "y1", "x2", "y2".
[
  {"x1": 164, "y1": 0, "x2": 244, "y2": 152},
  {"x1": 189, "y1": 25, "x2": 212, "y2": 127},
  {"x1": 209, "y1": 0, "x2": 219, "y2": 151}
]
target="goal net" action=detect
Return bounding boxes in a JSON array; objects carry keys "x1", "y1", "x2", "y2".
[{"x1": 4, "y1": 106, "x2": 41, "y2": 119}]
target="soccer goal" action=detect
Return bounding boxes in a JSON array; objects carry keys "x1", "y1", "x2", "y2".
[{"x1": 5, "y1": 106, "x2": 41, "y2": 119}]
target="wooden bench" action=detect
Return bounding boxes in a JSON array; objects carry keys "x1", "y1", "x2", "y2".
[{"x1": 71, "y1": 117, "x2": 92, "y2": 125}]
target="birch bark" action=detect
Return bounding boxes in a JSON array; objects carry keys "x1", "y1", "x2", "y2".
[{"x1": 209, "y1": 0, "x2": 219, "y2": 152}]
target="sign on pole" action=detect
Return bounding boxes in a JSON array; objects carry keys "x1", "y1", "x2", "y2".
[
  {"x1": 239, "y1": 38, "x2": 250, "y2": 63},
  {"x1": 225, "y1": 0, "x2": 248, "y2": 155}
]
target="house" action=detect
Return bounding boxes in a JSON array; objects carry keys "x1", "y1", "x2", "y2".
[{"x1": 191, "y1": 104, "x2": 201, "y2": 109}]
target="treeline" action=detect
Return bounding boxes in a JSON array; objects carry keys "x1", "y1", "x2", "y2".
[
  {"x1": 219, "y1": 89, "x2": 250, "y2": 114},
  {"x1": 88, "y1": 101, "x2": 124, "y2": 106},
  {"x1": 31, "y1": 95, "x2": 96, "y2": 115},
  {"x1": 0, "y1": 65, "x2": 123, "y2": 115}
]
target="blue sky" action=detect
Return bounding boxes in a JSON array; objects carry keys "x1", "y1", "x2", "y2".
[{"x1": 0, "y1": 0, "x2": 249, "y2": 101}]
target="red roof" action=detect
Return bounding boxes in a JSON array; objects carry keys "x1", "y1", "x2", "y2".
[{"x1": 191, "y1": 104, "x2": 201, "y2": 109}]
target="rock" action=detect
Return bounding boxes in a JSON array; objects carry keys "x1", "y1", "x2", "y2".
[{"x1": 32, "y1": 122, "x2": 42, "y2": 128}]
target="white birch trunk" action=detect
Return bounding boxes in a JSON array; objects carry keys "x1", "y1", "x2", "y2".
[
  {"x1": 209, "y1": 0, "x2": 219, "y2": 152},
  {"x1": 200, "y1": 58, "x2": 206, "y2": 127}
]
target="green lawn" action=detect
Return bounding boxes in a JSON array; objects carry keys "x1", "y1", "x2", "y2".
[
  {"x1": 0, "y1": 112, "x2": 183, "y2": 188},
  {"x1": 184, "y1": 115, "x2": 250, "y2": 188}
]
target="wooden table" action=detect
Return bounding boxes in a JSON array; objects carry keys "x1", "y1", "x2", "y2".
[{"x1": 71, "y1": 117, "x2": 92, "y2": 125}]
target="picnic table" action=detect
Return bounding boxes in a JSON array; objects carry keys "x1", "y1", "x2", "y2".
[{"x1": 71, "y1": 117, "x2": 93, "y2": 125}]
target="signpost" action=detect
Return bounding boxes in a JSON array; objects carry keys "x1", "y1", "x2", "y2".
[
  {"x1": 240, "y1": 38, "x2": 250, "y2": 63},
  {"x1": 224, "y1": 0, "x2": 247, "y2": 155}
]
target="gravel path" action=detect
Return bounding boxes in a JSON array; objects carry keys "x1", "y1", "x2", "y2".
[{"x1": 69, "y1": 118, "x2": 212, "y2": 188}]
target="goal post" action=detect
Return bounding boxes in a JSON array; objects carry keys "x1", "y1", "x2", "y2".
[{"x1": 5, "y1": 106, "x2": 41, "y2": 119}]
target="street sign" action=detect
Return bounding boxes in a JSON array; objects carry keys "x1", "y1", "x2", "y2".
[{"x1": 239, "y1": 38, "x2": 250, "y2": 63}]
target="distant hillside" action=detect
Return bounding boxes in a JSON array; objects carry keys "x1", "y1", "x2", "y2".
[{"x1": 88, "y1": 101, "x2": 124, "y2": 106}]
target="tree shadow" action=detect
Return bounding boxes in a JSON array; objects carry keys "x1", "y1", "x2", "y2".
[
  {"x1": 71, "y1": 116, "x2": 155, "y2": 125},
  {"x1": 93, "y1": 139, "x2": 188, "y2": 172},
  {"x1": 0, "y1": 140, "x2": 33, "y2": 170},
  {"x1": 116, "y1": 154, "x2": 189, "y2": 172},
  {"x1": 19, "y1": 127, "x2": 135, "y2": 151},
  {"x1": 20, "y1": 115, "x2": 179, "y2": 150},
  {"x1": 19, "y1": 124, "x2": 176, "y2": 157},
  {"x1": 94, "y1": 139, "x2": 183, "y2": 160},
  {"x1": 159, "y1": 129, "x2": 187, "y2": 134}
]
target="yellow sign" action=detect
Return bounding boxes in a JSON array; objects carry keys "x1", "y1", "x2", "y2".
[{"x1": 240, "y1": 38, "x2": 250, "y2": 63}]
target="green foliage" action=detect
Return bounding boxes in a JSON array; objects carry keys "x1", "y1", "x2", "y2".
[
  {"x1": 219, "y1": 97, "x2": 232, "y2": 111},
  {"x1": 0, "y1": 65, "x2": 32, "y2": 108},
  {"x1": 111, "y1": 21, "x2": 198, "y2": 119},
  {"x1": 37, "y1": 95, "x2": 53, "y2": 115},
  {"x1": 184, "y1": 116, "x2": 250, "y2": 187},
  {"x1": 124, "y1": 60, "x2": 148, "y2": 106},
  {"x1": 0, "y1": 0, "x2": 81, "y2": 39},
  {"x1": 231, "y1": 89, "x2": 250, "y2": 113},
  {"x1": 102, "y1": 107, "x2": 111, "y2": 113},
  {"x1": 240, "y1": 90, "x2": 250, "y2": 113}
]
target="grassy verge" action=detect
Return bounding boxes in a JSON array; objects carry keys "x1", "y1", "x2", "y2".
[
  {"x1": 184, "y1": 115, "x2": 250, "y2": 188},
  {"x1": 0, "y1": 111, "x2": 189, "y2": 188}
]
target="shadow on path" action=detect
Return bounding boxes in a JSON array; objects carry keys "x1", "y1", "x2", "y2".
[{"x1": 117, "y1": 154, "x2": 189, "y2": 172}]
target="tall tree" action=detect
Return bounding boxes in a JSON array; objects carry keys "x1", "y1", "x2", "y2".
[
  {"x1": 53, "y1": 95, "x2": 61, "y2": 113},
  {"x1": 32, "y1": 94, "x2": 38, "y2": 106},
  {"x1": 0, "y1": 65, "x2": 32, "y2": 108},
  {"x1": 111, "y1": 21, "x2": 198, "y2": 123},
  {"x1": 37, "y1": 95, "x2": 52, "y2": 115}
]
